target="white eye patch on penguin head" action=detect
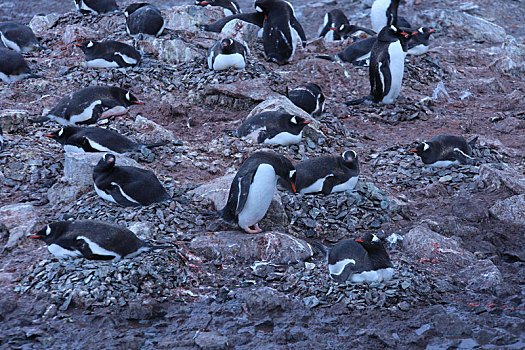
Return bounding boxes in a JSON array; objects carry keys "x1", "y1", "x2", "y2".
[
  {"x1": 58, "y1": 128, "x2": 64, "y2": 137},
  {"x1": 390, "y1": 25, "x2": 397, "y2": 32},
  {"x1": 423, "y1": 142, "x2": 430, "y2": 151},
  {"x1": 86, "y1": 41, "x2": 94, "y2": 48},
  {"x1": 255, "y1": 5, "x2": 263, "y2": 12},
  {"x1": 372, "y1": 234, "x2": 380, "y2": 242},
  {"x1": 290, "y1": 116, "x2": 297, "y2": 124},
  {"x1": 126, "y1": 91, "x2": 131, "y2": 101}
]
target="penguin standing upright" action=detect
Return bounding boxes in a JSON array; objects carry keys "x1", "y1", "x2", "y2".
[
  {"x1": 44, "y1": 126, "x2": 169, "y2": 154},
  {"x1": 74, "y1": 0, "x2": 118, "y2": 14},
  {"x1": 287, "y1": 83, "x2": 325, "y2": 116},
  {"x1": 207, "y1": 38, "x2": 247, "y2": 71},
  {"x1": 0, "y1": 22, "x2": 43, "y2": 52},
  {"x1": 407, "y1": 27, "x2": 435, "y2": 55},
  {"x1": 93, "y1": 153, "x2": 170, "y2": 206},
  {"x1": 254, "y1": 0, "x2": 307, "y2": 64},
  {"x1": 370, "y1": 0, "x2": 411, "y2": 33},
  {"x1": 218, "y1": 151, "x2": 296, "y2": 233},
  {"x1": 324, "y1": 233, "x2": 394, "y2": 283},
  {"x1": 294, "y1": 151, "x2": 360, "y2": 194},
  {"x1": 29, "y1": 220, "x2": 159, "y2": 260},
  {"x1": 74, "y1": 40, "x2": 141, "y2": 68},
  {"x1": 411, "y1": 135, "x2": 478, "y2": 167},
  {"x1": 124, "y1": 3, "x2": 165, "y2": 37},
  {"x1": 33, "y1": 86, "x2": 143, "y2": 125},
  {"x1": 0, "y1": 48, "x2": 41, "y2": 83},
  {"x1": 345, "y1": 25, "x2": 411, "y2": 105},
  {"x1": 195, "y1": 0, "x2": 241, "y2": 16},
  {"x1": 233, "y1": 111, "x2": 311, "y2": 145}
]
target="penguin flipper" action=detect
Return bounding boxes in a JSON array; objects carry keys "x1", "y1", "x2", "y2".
[
  {"x1": 321, "y1": 176, "x2": 336, "y2": 195},
  {"x1": 76, "y1": 239, "x2": 114, "y2": 260},
  {"x1": 106, "y1": 185, "x2": 142, "y2": 207},
  {"x1": 318, "y1": 24, "x2": 330, "y2": 38},
  {"x1": 468, "y1": 136, "x2": 478, "y2": 148},
  {"x1": 31, "y1": 115, "x2": 50, "y2": 123},
  {"x1": 344, "y1": 95, "x2": 374, "y2": 106},
  {"x1": 451, "y1": 148, "x2": 476, "y2": 165},
  {"x1": 290, "y1": 16, "x2": 307, "y2": 46},
  {"x1": 235, "y1": 173, "x2": 255, "y2": 215},
  {"x1": 316, "y1": 55, "x2": 337, "y2": 62}
]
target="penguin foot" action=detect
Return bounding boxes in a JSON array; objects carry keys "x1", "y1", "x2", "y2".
[
  {"x1": 244, "y1": 224, "x2": 262, "y2": 234},
  {"x1": 100, "y1": 106, "x2": 128, "y2": 119}
]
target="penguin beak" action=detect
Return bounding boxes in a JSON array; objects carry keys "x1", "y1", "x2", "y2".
[
  {"x1": 412, "y1": 31, "x2": 419, "y2": 35},
  {"x1": 303, "y1": 120, "x2": 311, "y2": 124},
  {"x1": 43, "y1": 134, "x2": 54, "y2": 138},
  {"x1": 330, "y1": 27, "x2": 336, "y2": 31},
  {"x1": 28, "y1": 234, "x2": 40, "y2": 239},
  {"x1": 73, "y1": 43, "x2": 82, "y2": 47},
  {"x1": 355, "y1": 238, "x2": 363, "y2": 242},
  {"x1": 401, "y1": 32, "x2": 410, "y2": 37},
  {"x1": 410, "y1": 149, "x2": 418, "y2": 152},
  {"x1": 200, "y1": 1, "x2": 209, "y2": 3},
  {"x1": 134, "y1": 101, "x2": 145, "y2": 105},
  {"x1": 429, "y1": 30, "x2": 436, "y2": 34},
  {"x1": 291, "y1": 182, "x2": 296, "y2": 193}
]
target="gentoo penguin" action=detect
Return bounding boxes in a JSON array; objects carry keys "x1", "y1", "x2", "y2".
[
  {"x1": 294, "y1": 151, "x2": 359, "y2": 195},
  {"x1": 324, "y1": 233, "x2": 394, "y2": 283},
  {"x1": 44, "y1": 126, "x2": 169, "y2": 154},
  {"x1": 287, "y1": 83, "x2": 325, "y2": 116},
  {"x1": 201, "y1": 12, "x2": 265, "y2": 33},
  {"x1": 29, "y1": 220, "x2": 160, "y2": 260},
  {"x1": 0, "y1": 22, "x2": 43, "y2": 53},
  {"x1": 124, "y1": 3, "x2": 165, "y2": 37},
  {"x1": 0, "y1": 48, "x2": 41, "y2": 83},
  {"x1": 411, "y1": 135, "x2": 478, "y2": 167},
  {"x1": 370, "y1": 0, "x2": 411, "y2": 33},
  {"x1": 255, "y1": 0, "x2": 307, "y2": 64},
  {"x1": 74, "y1": 40, "x2": 141, "y2": 68},
  {"x1": 207, "y1": 38, "x2": 247, "y2": 71},
  {"x1": 33, "y1": 86, "x2": 143, "y2": 125},
  {"x1": 93, "y1": 153, "x2": 170, "y2": 206},
  {"x1": 0, "y1": 126, "x2": 4, "y2": 151},
  {"x1": 345, "y1": 25, "x2": 411, "y2": 105},
  {"x1": 195, "y1": 0, "x2": 241, "y2": 16},
  {"x1": 318, "y1": 10, "x2": 376, "y2": 42},
  {"x1": 407, "y1": 27, "x2": 435, "y2": 55},
  {"x1": 232, "y1": 111, "x2": 311, "y2": 146},
  {"x1": 74, "y1": 0, "x2": 118, "y2": 14},
  {"x1": 317, "y1": 36, "x2": 376, "y2": 66},
  {"x1": 218, "y1": 151, "x2": 296, "y2": 233}
]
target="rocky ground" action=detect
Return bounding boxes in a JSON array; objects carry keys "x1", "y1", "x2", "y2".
[{"x1": 1, "y1": 0, "x2": 525, "y2": 348}]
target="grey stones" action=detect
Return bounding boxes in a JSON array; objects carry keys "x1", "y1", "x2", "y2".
[
  {"x1": 133, "y1": 115, "x2": 175, "y2": 143},
  {"x1": 221, "y1": 19, "x2": 260, "y2": 46},
  {"x1": 165, "y1": 5, "x2": 225, "y2": 33},
  {"x1": 0, "y1": 203, "x2": 38, "y2": 249},
  {"x1": 139, "y1": 37, "x2": 202, "y2": 64},
  {"x1": 194, "y1": 330, "x2": 231, "y2": 349},
  {"x1": 29, "y1": 13, "x2": 60, "y2": 37},
  {"x1": 0, "y1": 110, "x2": 29, "y2": 133},
  {"x1": 489, "y1": 194, "x2": 525, "y2": 226}
]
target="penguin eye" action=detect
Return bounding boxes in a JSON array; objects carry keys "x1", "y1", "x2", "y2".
[
  {"x1": 124, "y1": 11, "x2": 128, "y2": 17},
  {"x1": 290, "y1": 116, "x2": 297, "y2": 124},
  {"x1": 58, "y1": 128, "x2": 63, "y2": 137},
  {"x1": 45, "y1": 225, "x2": 51, "y2": 236},
  {"x1": 126, "y1": 92, "x2": 131, "y2": 101},
  {"x1": 423, "y1": 142, "x2": 429, "y2": 151},
  {"x1": 255, "y1": 5, "x2": 263, "y2": 12},
  {"x1": 390, "y1": 25, "x2": 397, "y2": 32},
  {"x1": 372, "y1": 234, "x2": 380, "y2": 242},
  {"x1": 87, "y1": 41, "x2": 94, "y2": 48}
]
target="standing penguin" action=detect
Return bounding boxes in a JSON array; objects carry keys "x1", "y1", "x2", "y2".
[
  {"x1": 255, "y1": 0, "x2": 307, "y2": 64},
  {"x1": 345, "y1": 25, "x2": 411, "y2": 105},
  {"x1": 294, "y1": 151, "x2": 359, "y2": 195},
  {"x1": 73, "y1": 0, "x2": 118, "y2": 14},
  {"x1": 323, "y1": 233, "x2": 394, "y2": 283},
  {"x1": 232, "y1": 111, "x2": 311, "y2": 146},
  {"x1": 0, "y1": 22, "x2": 43, "y2": 53},
  {"x1": 218, "y1": 151, "x2": 296, "y2": 233},
  {"x1": 207, "y1": 38, "x2": 247, "y2": 71},
  {"x1": 33, "y1": 86, "x2": 143, "y2": 125},
  {"x1": 124, "y1": 3, "x2": 165, "y2": 37},
  {"x1": 29, "y1": 220, "x2": 163, "y2": 260},
  {"x1": 74, "y1": 40, "x2": 141, "y2": 68},
  {"x1": 370, "y1": 0, "x2": 411, "y2": 33},
  {"x1": 287, "y1": 83, "x2": 325, "y2": 116},
  {"x1": 44, "y1": 126, "x2": 169, "y2": 154},
  {"x1": 411, "y1": 135, "x2": 478, "y2": 167},
  {"x1": 0, "y1": 48, "x2": 41, "y2": 83},
  {"x1": 93, "y1": 153, "x2": 170, "y2": 206},
  {"x1": 195, "y1": 0, "x2": 241, "y2": 16},
  {"x1": 407, "y1": 27, "x2": 435, "y2": 55}
]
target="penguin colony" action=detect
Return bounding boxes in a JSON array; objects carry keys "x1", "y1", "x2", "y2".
[{"x1": 0, "y1": 0, "x2": 478, "y2": 283}]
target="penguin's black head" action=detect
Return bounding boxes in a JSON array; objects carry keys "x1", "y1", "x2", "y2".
[
  {"x1": 124, "y1": 3, "x2": 149, "y2": 17},
  {"x1": 271, "y1": 153, "x2": 296, "y2": 193},
  {"x1": 254, "y1": 0, "x2": 271, "y2": 18},
  {"x1": 95, "y1": 153, "x2": 117, "y2": 172},
  {"x1": 44, "y1": 126, "x2": 79, "y2": 144},
  {"x1": 287, "y1": 114, "x2": 311, "y2": 131},
  {"x1": 74, "y1": 40, "x2": 98, "y2": 52},
  {"x1": 118, "y1": 89, "x2": 144, "y2": 106},
  {"x1": 195, "y1": 0, "x2": 215, "y2": 6},
  {"x1": 411, "y1": 27, "x2": 435, "y2": 39},
  {"x1": 341, "y1": 150, "x2": 359, "y2": 169},
  {"x1": 29, "y1": 222, "x2": 70, "y2": 243},
  {"x1": 220, "y1": 38, "x2": 236, "y2": 53},
  {"x1": 411, "y1": 141, "x2": 431, "y2": 157},
  {"x1": 355, "y1": 233, "x2": 393, "y2": 269},
  {"x1": 332, "y1": 23, "x2": 350, "y2": 37},
  {"x1": 381, "y1": 25, "x2": 410, "y2": 41}
]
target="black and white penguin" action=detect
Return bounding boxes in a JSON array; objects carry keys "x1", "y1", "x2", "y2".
[
  {"x1": 74, "y1": 40, "x2": 141, "y2": 68},
  {"x1": 33, "y1": 86, "x2": 143, "y2": 125},
  {"x1": 201, "y1": 12, "x2": 265, "y2": 32},
  {"x1": 317, "y1": 36, "x2": 377, "y2": 66},
  {"x1": 29, "y1": 220, "x2": 160, "y2": 260},
  {"x1": 294, "y1": 151, "x2": 359, "y2": 195},
  {"x1": 0, "y1": 48, "x2": 41, "y2": 83},
  {"x1": 218, "y1": 151, "x2": 296, "y2": 233},
  {"x1": 195, "y1": 0, "x2": 241, "y2": 16},
  {"x1": 288, "y1": 83, "x2": 325, "y2": 116},
  {"x1": 124, "y1": 3, "x2": 164, "y2": 37},
  {"x1": 0, "y1": 22, "x2": 43, "y2": 53},
  {"x1": 318, "y1": 9, "x2": 349, "y2": 41},
  {"x1": 345, "y1": 25, "x2": 411, "y2": 105},
  {"x1": 74, "y1": 0, "x2": 118, "y2": 14},
  {"x1": 325, "y1": 233, "x2": 394, "y2": 283},
  {"x1": 411, "y1": 135, "x2": 478, "y2": 167},
  {"x1": 255, "y1": 0, "x2": 307, "y2": 64},
  {"x1": 407, "y1": 27, "x2": 435, "y2": 55},
  {"x1": 370, "y1": 0, "x2": 411, "y2": 33},
  {"x1": 207, "y1": 38, "x2": 247, "y2": 71},
  {"x1": 93, "y1": 153, "x2": 170, "y2": 206},
  {"x1": 233, "y1": 111, "x2": 311, "y2": 146},
  {"x1": 44, "y1": 126, "x2": 169, "y2": 154}
]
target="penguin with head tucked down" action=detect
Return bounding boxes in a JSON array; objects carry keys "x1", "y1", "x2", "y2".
[
  {"x1": 74, "y1": 40, "x2": 141, "y2": 68},
  {"x1": 29, "y1": 220, "x2": 167, "y2": 261},
  {"x1": 0, "y1": 22, "x2": 44, "y2": 52},
  {"x1": 207, "y1": 38, "x2": 247, "y2": 71},
  {"x1": 0, "y1": 48, "x2": 41, "y2": 83},
  {"x1": 74, "y1": 0, "x2": 118, "y2": 14},
  {"x1": 218, "y1": 151, "x2": 296, "y2": 233},
  {"x1": 255, "y1": 0, "x2": 307, "y2": 64},
  {"x1": 287, "y1": 83, "x2": 325, "y2": 116},
  {"x1": 318, "y1": 10, "x2": 376, "y2": 42},
  {"x1": 195, "y1": 0, "x2": 241, "y2": 16},
  {"x1": 407, "y1": 27, "x2": 435, "y2": 55},
  {"x1": 411, "y1": 135, "x2": 478, "y2": 167},
  {"x1": 124, "y1": 3, "x2": 165, "y2": 37}
]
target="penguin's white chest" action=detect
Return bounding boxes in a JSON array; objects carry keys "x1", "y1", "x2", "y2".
[
  {"x1": 237, "y1": 164, "x2": 277, "y2": 230},
  {"x1": 210, "y1": 53, "x2": 245, "y2": 71},
  {"x1": 332, "y1": 176, "x2": 359, "y2": 193},
  {"x1": 382, "y1": 40, "x2": 405, "y2": 104},
  {"x1": 263, "y1": 130, "x2": 303, "y2": 146}
]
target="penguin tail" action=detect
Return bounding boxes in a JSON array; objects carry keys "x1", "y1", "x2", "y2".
[
  {"x1": 28, "y1": 73, "x2": 43, "y2": 79},
  {"x1": 311, "y1": 240, "x2": 329, "y2": 258},
  {"x1": 31, "y1": 115, "x2": 50, "y2": 124},
  {"x1": 344, "y1": 95, "x2": 374, "y2": 106},
  {"x1": 200, "y1": 210, "x2": 219, "y2": 217},
  {"x1": 315, "y1": 55, "x2": 337, "y2": 61},
  {"x1": 143, "y1": 141, "x2": 171, "y2": 149},
  {"x1": 468, "y1": 136, "x2": 479, "y2": 147}
]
